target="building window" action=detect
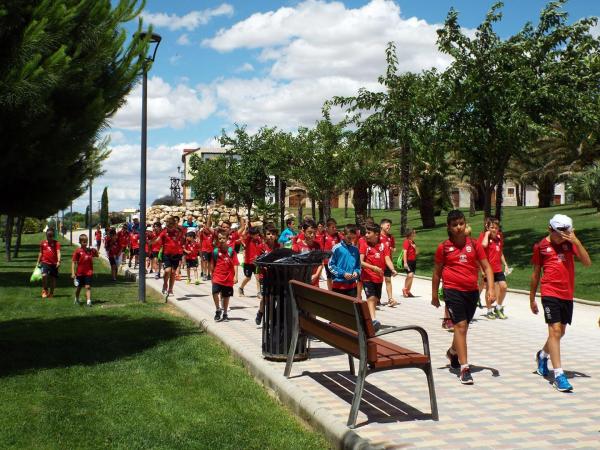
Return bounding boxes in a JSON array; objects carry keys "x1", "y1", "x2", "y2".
[{"x1": 507, "y1": 187, "x2": 515, "y2": 198}]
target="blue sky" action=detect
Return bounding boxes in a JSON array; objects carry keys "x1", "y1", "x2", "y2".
[{"x1": 72, "y1": 0, "x2": 599, "y2": 213}]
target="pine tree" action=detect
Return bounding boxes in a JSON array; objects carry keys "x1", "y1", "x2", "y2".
[{"x1": 100, "y1": 187, "x2": 109, "y2": 228}]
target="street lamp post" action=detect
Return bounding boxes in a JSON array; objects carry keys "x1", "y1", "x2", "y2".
[
  {"x1": 138, "y1": 32, "x2": 162, "y2": 303},
  {"x1": 88, "y1": 178, "x2": 93, "y2": 243}
]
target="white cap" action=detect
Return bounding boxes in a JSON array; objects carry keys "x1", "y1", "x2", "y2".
[
  {"x1": 133, "y1": 215, "x2": 139, "y2": 220},
  {"x1": 549, "y1": 214, "x2": 573, "y2": 232}
]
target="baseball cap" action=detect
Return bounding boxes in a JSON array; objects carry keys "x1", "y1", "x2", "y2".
[
  {"x1": 133, "y1": 215, "x2": 139, "y2": 220},
  {"x1": 549, "y1": 214, "x2": 573, "y2": 232}
]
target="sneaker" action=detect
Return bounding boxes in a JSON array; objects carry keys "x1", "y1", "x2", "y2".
[
  {"x1": 149, "y1": 269, "x2": 154, "y2": 274},
  {"x1": 484, "y1": 310, "x2": 496, "y2": 320},
  {"x1": 372, "y1": 320, "x2": 381, "y2": 332},
  {"x1": 214, "y1": 309, "x2": 222, "y2": 322},
  {"x1": 553, "y1": 374, "x2": 573, "y2": 392},
  {"x1": 128, "y1": 261, "x2": 132, "y2": 268},
  {"x1": 155, "y1": 273, "x2": 161, "y2": 280},
  {"x1": 460, "y1": 367, "x2": 474, "y2": 385},
  {"x1": 535, "y1": 350, "x2": 549, "y2": 376},
  {"x1": 74, "y1": 297, "x2": 80, "y2": 305},
  {"x1": 202, "y1": 275, "x2": 208, "y2": 281},
  {"x1": 255, "y1": 311, "x2": 263, "y2": 326},
  {"x1": 477, "y1": 298, "x2": 483, "y2": 309},
  {"x1": 496, "y1": 307, "x2": 507, "y2": 320},
  {"x1": 86, "y1": 300, "x2": 92, "y2": 307},
  {"x1": 195, "y1": 280, "x2": 200, "y2": 285},
  {"x1": 41, "y1": 289, "x2": 48, "y2": 299},
  {"x1": 186, "y1": 279, "x2": 191, "y2": 285},
  {"x1": 446, "y1": 349, "x2": 460, "y2": 369},
  {"x1": 238, "y1": 287, "x2": 245, "y2": 297},
  {"x1": 221, "y1": 313, "x2": 229, "y2": 322},
  {"x1": 207, "y1": 275, "x2": 211, "y2": 281}
]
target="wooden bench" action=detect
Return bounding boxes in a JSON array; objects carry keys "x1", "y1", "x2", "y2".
[{"x1": 284, "y1": 280, "x2": 439, "y2": 428}]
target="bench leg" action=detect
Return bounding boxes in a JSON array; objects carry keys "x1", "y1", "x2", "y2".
[
  {"x1": 347, "y1": 359, "x2": 367, "y2": 428},
  {"x1": 424, "y1": 363, "x2": 439, "y2": 421},
  {"x1": 348, "y1": 355, "x2": 355, "y2": 376},
  {"x1": 284, "y1": 325, "x2": 299, "y2": 378}
]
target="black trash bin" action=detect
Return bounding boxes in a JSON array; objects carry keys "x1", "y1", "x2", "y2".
[{"x1": 256, "y1": 249, "x2": 330, "y2": 361}]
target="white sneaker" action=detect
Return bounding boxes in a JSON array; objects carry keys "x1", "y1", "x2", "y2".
[
  {"x1": 74, "y1": 297, "x2": 80, "y2": 305},
  {"x1": 86, "y1": 300, "x2": 92, "y2": 307}
]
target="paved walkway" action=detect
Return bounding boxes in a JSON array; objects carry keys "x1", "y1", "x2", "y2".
[{"x1": 78, "y1": 235, "x2": 600, "y2": 448}]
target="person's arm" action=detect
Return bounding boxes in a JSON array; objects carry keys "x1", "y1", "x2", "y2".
[
  {"x1": 238, "y1": 218, "x2": 248, "y2": 236},
  {"x1": 529, "y1": 264, "x2": 541, "y2": 314},
  {"x1": 414, "y1": 242, "x2": 419, "y2": 257},
  {"x1": 233, "y1": 265, "x2": 238, "y2": 285},
  {"x1": 353, "y1": 249, "x2": 361, "y2": 279},
  {"x1": 480, "y1": 259, "x2": 496, "y2": 304},
  {"x1": 562, "y1": 230, "x2": 592, "y2": 267},
  {"x1": 36, "y1": 249, "x2": 42, "y2": 266},
  {"x1": 501, "y1": 253, "x2": 509, "y2": 271},
  {"x1": 360, "y1": 256, "x2": 382, "y2": 274},
  {"x1": 431, "y1": 262, "x2": 443, "y2": 308},
  {"x1": 384, "y1": 255, "x2": 397, "y2": 275},
  {"x1": 403, "y1": 242, "x2": 408, "y2": 268},
  {"x1": 71, "y1": 259, "x2": 76, "y2": 278},
  {"x1": 481, "y1": 231, "x2": 490, "y2": 248},
  {"x1": 56, "y1": 248, "x2": 61, "y2": 268}
]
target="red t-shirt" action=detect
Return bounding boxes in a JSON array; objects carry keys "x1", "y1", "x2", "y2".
[
  {"x1": 258, "y1": 241, "x2": 280, "y2": 280},
  {"x1": 105, "y1": 237, "x2": 121, "y2": 257},
  {"x1": 229, "y1": 230, "x2": 241, "y2": 246},
  {"x1": 200, "y1": 228, "x2": 215, "y2": 252},
  {"x1": 532, "y1": 238, "x2": 578, "y2": 300},
  {"x1": 94, "y1": 230, "x2": 102, "y2": 242},
  {"x1": 117, "y1": 230, "x2": 130, "y2": 251},
  {"x1": 243, "y1": 235, "x2": 263, "y2": 264},
  {"x1": 359, "y1": 240, "x2": 390, "y2": 284},
  {"x1": 292, "y1": 239, "x2": 321, "y2": 253},
  {"x1": 403, "y1": 239, "x2": 417, "y2": 261},
  {"x1": 435, "y1": 238, "x2": 487, "y2": 291},
  {"x1": 477, "y1": 232, "x2": 503, "y2": 273},
  {"x1": 149, "y1": 231, "x2": 162, "y2": 252},
  {"x1": 380, "y1": 232, "x2": 396, "y2": 250},
  {"x1": 183, "y1": 242, "x2": 201, "y2": 261},
  {"x1": 212, "y1": 247, "x2": 239, "y2": 287},
  {"x1": 130, "y1": 233, "x2": 140, "y2": 250},
  {"x1": 158, "y1": 227, "x2": 184, "y2": 255},
  {"x1": 72, "y1": 247, "x2": 98, "y2": 276},
  {"x1": 40, "y1": 239, "x2": 61, "y2": 265}
]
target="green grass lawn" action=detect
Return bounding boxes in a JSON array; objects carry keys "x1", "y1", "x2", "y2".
[
  {"x1": 0, "y1": 234, "x2": 328, "y2": 449},
  {"x1": 330, "y1": 204, "x2": 600, "y2": 301}
]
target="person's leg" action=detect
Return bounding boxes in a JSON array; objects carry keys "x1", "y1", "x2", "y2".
[
  {"x1": 50, "y1": 274, "x2": 56, "y2": 295},
  {"x1": 254, "y1": 273, "x2": 261, "y2": 298},
  {"x1": 356, "y1": 281, "x2": 363, "y2": 300},
  {"x1": 451, "y1": 320, "x2": 469, "y2": 364},
  {"x1": 222, "y1": 296, "x2": 230, "y2": 319},
  {"x1": 168, "y1": 263, "x2": 177, "y2": 291},
  {"x1": 193, "y1": 266, "x2": 199, "y2": 283},
  {"x1": 163, "y1": 267, "x2": 171, "y2": 291},
  {"x1": 85, "y1": 285, "x2": 92, "y2": 305},
  {"x1": 366, "y1": 295, "x2": 377, "y2": 320},
  {"x1": 543, "y1": 322, "x2": 566, "y2": 371},
  {"x1": 75, "y1": 284, "x2": 82, "y2": 303},
  {"x1": 406, "y1": 272, "x2": 414, "y2": 292},
  {"x1": 41, "y1": 273, "x2": 48, "y2": 295},
  {"x1": 384, "y1": 276, "x2": 393, "y2": 301},
  {"x1": 212, "y1": 293, "x2": 221, "y2": 310},
  {"x1": 497, "y1": 280, "x2": 507, "y2": 306},
  {"x1": 186, "y1": 264, "x2": 191, "y2": 283}
]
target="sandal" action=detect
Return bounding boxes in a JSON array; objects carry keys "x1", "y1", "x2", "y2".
[{"x1": 387, "y1": 299, "x2": 399, "y2": 308}]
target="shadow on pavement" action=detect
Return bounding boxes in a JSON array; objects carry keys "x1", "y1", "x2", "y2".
[{"x1": 0, "y1": 314, "x2": 195, "y2": 378}]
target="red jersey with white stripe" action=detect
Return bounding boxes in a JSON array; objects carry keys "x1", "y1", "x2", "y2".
[
  {"x1": 435, "y1": 238, "x2": 487, "y2": 291},
  {"x1": 243, "y1": 235, "x2": 263, "y2": 264},
  {"x1": 380, "y1": 232, "x2": 395, "y2": 250},
  {"x1": 212, "y1": 248, "x2": 239, "y2": 287},
  {"x1": 130, "y1": 233, "x2": 140, "y2": 250},
  {"x1": 200, "y1": 228, "x2": 215, "y2": 252},
  {"x1": 40, "y1": 239, "x2": 61, "y2": 265},
  {"x1": 403, "y1": 239, "x2": 417, "y2": 261},
  {"x1": 532, "y1": 238, "x2": 578, "y2": 300},
  {"x1": 477, "y1": 232, "x2": 503, "y2": 273},
  {"x1": 359, "y1": 240, "x2": 390, "y2": 284},
  {"x1": 183, "y1": 242, "x2": 201, "y2": 261},
  {"x1": 72, "y1": 247, "x2": 98, "y2": 276},
  {"x1": 157, "y1": 227, "x2": 184, "y2": 255}
]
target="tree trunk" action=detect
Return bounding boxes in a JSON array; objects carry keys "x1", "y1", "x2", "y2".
[
  {"x1": 322, "y1": 196, "x2": 331, "y2": 223},
  {"x1": 469, "y1": 186, "x2": 476, "y2": 216},
  {"x1": 310, "y1": 197, "x2": 316, "y2": 220},
  {"x1": 537, "y1": 176, "x2": 555, "y2": 208},
  {"x1": 483, "y1": 182, "x2": 493, "y2": 218},
  {"x1": 367, "y1": 186, "x2": 372, "y2": 217},
  {"x1": 13, "y1": 216, "x2": 24, "y2": 258},
  {"x1": 344, "y1": 192, "x2": 349, "y2": 218},
  {"x1": 515, "y1": 181, "x2": 522, "y2": 207},
  {"x1": 246, "y1": 201, "x2": 253, "y2": 220},
  {"x1": 317, "y1": 201, "x2": 324, "y2": 223},
  {"x1": 4, "y1": 215, "x2": 14, "y2": 261},
  {"x1": 495, "y1": 178, "x2": 504, "y2": 220},
  {"x1": 399, "y1": 145, "x2": 410, "y2": 235},
  {"x1": 473, "y1": 182, "x2": 485, "y2": 211},
  {"x1": 418, "y1": 182, "x2": 436, "y2": 229},
  {"x1": 352, "y1": 181, "x2": 369, "y2": 228}
]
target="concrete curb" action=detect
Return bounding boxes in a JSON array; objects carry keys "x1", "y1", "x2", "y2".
[
  {"x1": 122, "y1": 267, "x2": 375, "y2": 450},
  {"x1": 412, "y1": 274, "x2": 599, "y2": 306}
]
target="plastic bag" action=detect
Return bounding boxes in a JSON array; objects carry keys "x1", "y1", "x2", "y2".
[
  {"x1": 395, "y1": 250, "x2": 404, "y2": 271},
  {"x1": 30, "y1": 266, "x2": 42, "y2": 283}
]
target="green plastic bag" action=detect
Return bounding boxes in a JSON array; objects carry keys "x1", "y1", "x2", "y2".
[
  {"x1": 30, "y1": 265, "x2": 42, "y2": 283},
  {"x1": 395, "y1": 250, "x2": 404, "y2": 271},
  {"x1": 157, "y1": 247, "x2": 163, "y2": 261}
]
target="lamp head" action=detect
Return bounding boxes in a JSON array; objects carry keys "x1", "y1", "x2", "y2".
[{"x1": 138, "y1": 31, "x2": 162, "y2": 62}]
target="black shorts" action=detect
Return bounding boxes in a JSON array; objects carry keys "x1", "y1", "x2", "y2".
[
  {"x1": 76, "y1": 275, "x2": 93, "y2": 286},
  {"x1": 541, "y1": 296, "x2": 573, "y2": 325},
  {"x1": 40, "y1": 263, "x2": 59, "y2": 278},
  {"x1": 363, "y1": 281, "x2": 383, "y2": 300},
  {"x1": 162, "y1": 254, "x2": 182, "y2": 270},
  {"x1": 201, "y1": 251, "x2": 212, "y2": 262},
  {"x1": 212, "y1": 283, "x2": 233, "y2": 298},
  {"x1": 243, "y1": 263, "x2": 257, "y2": 278},
  {"x1": 186, "y1": 258, "x2": 198, "y2": 268},
  {"x1": 383, "y1": 267, "x2": 393, "y2": 278},
  {"x1": 234, "y1": 244, "x2": 241, "y2": 253},
  {"x1": 108, "y1": 256, "x2": 117, "y2": 266},
  {"x1": 493, "y1": 272, "x2": 506, "y2": 282},
  {"x1": 324, "y1": 264, "x2": 334, "y2": 280},
  {"x1": 405, "y1": 260, "x2": 417, "y2": 274},
  {"x1": 95, "y1": 240, "x2": 101, "y2": 247},
  {"x1": 131, "y1": 248, "x2": 139, "y2": 256},
  {"x1": 332, "y1": 287, "x2": 358, "y2": 298},
  {"x1": 444, "y1": 289, "x2": 479, "y2": 324}
]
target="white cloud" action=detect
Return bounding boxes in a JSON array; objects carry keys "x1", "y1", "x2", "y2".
[
  {"x1": 234, "y1": 62, "x2": 255, "y2": 73},
  {"x1": 206, "y1": 0, "x2": 455, "y2": 130},
  {"x1": 107, "y1": 130, "x2": 127, "y2": 144},
  {"x1": 142, "y1": 4, "x2": 234, "y2": 31},
  {"x1": 110, "y1": 76, "x2": 216, "y2": 130},
  {"x1": 169, "y1": 54, "x2": 182, "y2": 64},
  {"x1": 73, "y1": 141, "x2": 199, "y2": 212},
  {"x1": 177, "y1": 34, "x2": 191, "y2": 45}
]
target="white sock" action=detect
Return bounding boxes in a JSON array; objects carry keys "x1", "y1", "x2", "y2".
[
  {"x1": 495, "y1": 305, "x2": 502, "y2": 311},
  {"x1": 540, "y1": 350, "x2": 549, "y2": 359},
  {"x1": 488, "y1": 308, "x2": 494, "y2": 314},
  {"x1": 460, "y1": 364, "x2": 469, "y2": 371},
  {"x1": 554, "y1": 368, "x2": 564, "y2": 377}
]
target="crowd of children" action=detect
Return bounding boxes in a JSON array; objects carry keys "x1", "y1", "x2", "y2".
[{"x1": 37, "y1": 209, "x2": 591, "y2": 392}]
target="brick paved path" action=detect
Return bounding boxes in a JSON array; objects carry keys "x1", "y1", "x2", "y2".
[{"x1": 83, "y1": 235, "x2": 599, "y2": 448}]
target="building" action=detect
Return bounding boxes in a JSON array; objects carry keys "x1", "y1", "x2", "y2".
[
  {"x1": 181, "y1": 147, "x2": 228, "y2": 203},
  {"x1": 450, "y1": 181, "x2": 566, "y2": 208}
]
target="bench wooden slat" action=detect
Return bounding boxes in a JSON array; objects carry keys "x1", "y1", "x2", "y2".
[
  {"x1": 296, "y1": 295, "x2": 358, "y2": 330},
  {"x1": 291, "y1": 281, "x2": 357, "y2": 315}
]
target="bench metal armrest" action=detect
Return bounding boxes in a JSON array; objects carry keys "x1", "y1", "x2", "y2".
[{"x1": 373, "y1": 325, "x2": 431, "y2": 357}]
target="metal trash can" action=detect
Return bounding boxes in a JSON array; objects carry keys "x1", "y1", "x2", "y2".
[{"x1": 256, "y1": 249, "x2": 329, "y2": 361}]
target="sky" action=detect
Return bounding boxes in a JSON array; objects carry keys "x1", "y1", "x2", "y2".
[{"x1": 71, "y1": 0, "x2": 599, "y2": 213}]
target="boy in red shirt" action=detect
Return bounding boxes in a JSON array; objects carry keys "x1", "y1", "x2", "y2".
[
  {"x1": 129, "y1": 230, "x2": 140, "y2": 269},
  {"x1": 379, "y1": 218, "x2": 398, "y2": 305},
  {"x1": 199, "y1": 222, "x2": 215, "y2": 281},
  {"x1": 530, "y1": 214, "x2": 591, "y2": 392},
  {"x1": 117, "y1": 224, "x2": 129, "y2": 267},
  {"x1": 292, "y1": 219, "x2": 323, "y2": 286},
  {"x1": 359, "y1": 224, "x2": 397, "y2": 330},
  {"x1": 322, "y1": 218, "x2": 343, "y2": 290},
  {"x1": 183, "y1": 231, "x2": 201, "y2": 285},
  {"x1": 479, "y1": 218, "x2": 510, "y2": 320},
  {"x1": 212, "y1": 230, "x2": 239, "y2": 322},
  {"x1": 151, "y1": 216, "x2": 185, "y2": 300},
  {"x1": 255, "y1": 226, "x2": 280, "y2": 326},
  {"x1": 36, "y1": 228, "x2": 61, "y2": 298},
  {"x1": 432, "y1": 210, "x2": 495, "y2": 385},
  {"x1": 94, "y1": 225, "x2": 102, "y2": 251},
  {"x1": 238, "y1": 222, "x2": 263, "y2": 297},
  {"x1": 104, "y1": 228, "x2": 120, "y2": 281},
  {"x1": 402, "y1": 228, "x2": 418, "y2": 298},
  {"x1": 71, "y1": 234, "x2": 98, "y2": 306}
]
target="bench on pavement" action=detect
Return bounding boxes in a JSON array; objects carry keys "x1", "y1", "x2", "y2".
[{"x1": 284, "y1": 280, "x2": 439, "y2": 428}]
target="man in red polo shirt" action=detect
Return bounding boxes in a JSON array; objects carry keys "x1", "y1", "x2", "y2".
[
  {"x1": 432, "y1": 210, "x2": 495, "y2": 385},
  {"x1": 36, "y1": 229, "x2": 61, "y2": 298},
  {"x1": 530, "y1": 214, "x2": 591, "y2": 392}
]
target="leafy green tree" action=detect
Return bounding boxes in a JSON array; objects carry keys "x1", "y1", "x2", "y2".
[
  {"x1": 100, "y1": 187, "x2": 109, "y2": 228},
  {"x1": 569, "y1": 163, "x2": 600, "y2": 212},
  {"x1": 187, "y1": 156, "x2": 231, "y2": 206}
]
